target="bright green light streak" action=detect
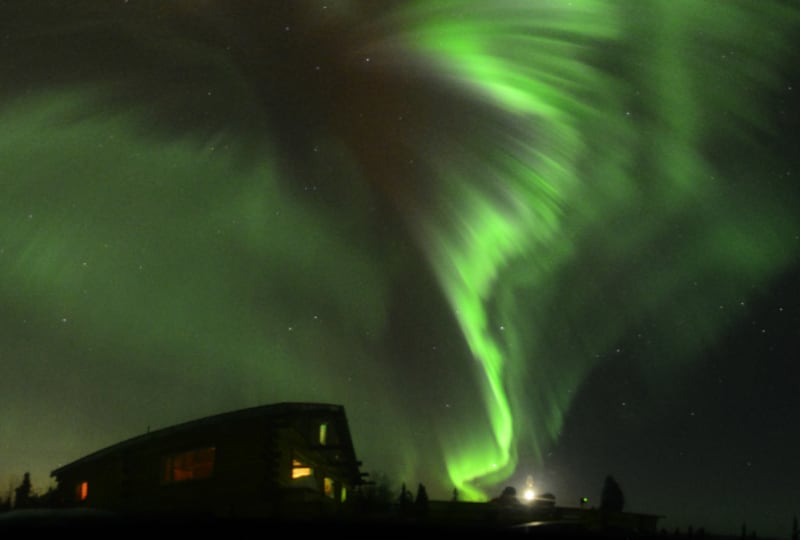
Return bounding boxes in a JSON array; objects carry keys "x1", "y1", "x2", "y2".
[
  {"x1": 3, "y1": 1, "x2": 796, "y2": 502},
  {"x1": 400, "y1": 0, "x2": 799, "y2": 499},
  {"x1": 396, "y1": 0, "x2": 619, "y2": 500}
]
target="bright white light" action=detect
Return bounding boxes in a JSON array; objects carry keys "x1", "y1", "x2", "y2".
[{"x1": 523, "y1": 474, "x2": 535, "y2": 502}]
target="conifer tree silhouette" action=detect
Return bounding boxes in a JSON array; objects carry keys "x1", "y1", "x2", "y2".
[
  {"x1": 13, "y1": 473, "x2": 32, "y2": 509},
  {"x1": 600, "y1": 475, "x2": 624, "y2": 513}
]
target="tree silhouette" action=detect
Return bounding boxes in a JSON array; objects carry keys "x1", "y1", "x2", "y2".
[
  {"x1": 492, "y1": 486, "x2": 522, "y2": 506},
  {"x1": 600, "y1": 475, "x2": 625, "y2": 513},
  {"x1": 398, "y1": 483, "x2": 412, "y2": 503},
  {"x1": 353, "y1": 470, "x2": 394, "y2": 514},
  {"x1": 398, "y1": 482, "x2": 414, "y2": 516},
  {"x1": 13, "y1": 472, "x2": 32, "y2": 509},
  {"x1": 414, "y1": 483, "x2": 429, "y2": 518}
]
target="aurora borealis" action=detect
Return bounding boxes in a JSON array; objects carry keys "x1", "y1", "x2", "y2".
[{"x1": 1, "y1": 1, "x2": 799, "y2": 535}]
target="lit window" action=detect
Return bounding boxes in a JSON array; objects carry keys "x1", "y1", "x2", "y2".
[
  {"x1": 291, "y1": 459, "x2": 313, "y2": 479},
  {"x1": 162, "y1": 447, "x2": 215, "y2": 483},
  {"x1": 319, "y1": 423, "x2": 327, "y2": 446},
  {"x1": 324, "y1": 477, "x2": 335, "y2": 499},
  {"x1": 76, "y1": 481, "x2": 88, "y2": 501},
  {"x1": 340, "y1": 486, "x2": 347, "y2": 503}
]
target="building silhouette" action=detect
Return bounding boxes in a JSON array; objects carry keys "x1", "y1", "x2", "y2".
[{"x1": 49, "y1": 402, "x2": 365, "y2": 520}]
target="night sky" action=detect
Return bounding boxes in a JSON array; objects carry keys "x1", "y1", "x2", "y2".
[{"x1": 1, "y1": 1, "x2": 799, "y2": 536}]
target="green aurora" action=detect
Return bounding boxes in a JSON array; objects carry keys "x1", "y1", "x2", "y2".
[
  {"x1": 1, "y1": 0, "x2": 798, "y2": 508},
  {"x1": 392, "y1": 0, "x2": 800, "y2": 499}
]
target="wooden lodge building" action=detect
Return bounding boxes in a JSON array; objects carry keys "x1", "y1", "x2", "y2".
[
  {"x1": 49, "y1": 403, "x2": 366, "y2": 520},
  {"x1": 40, "y1": 402, "x2": 665, "y2": 533}
]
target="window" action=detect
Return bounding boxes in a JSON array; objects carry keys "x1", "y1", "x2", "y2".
[
  {"x1": 76, "y1": 481, "x2": 88, "y2": 501},
  {"x1": 324, "y1": 477, "x2": 335, "y2": 499},
  {"x1": 319, "y1": 423, "x2": 328, "y2": 446},
  {"x1": 340, "y1": 485, "x2": 347, "y2": 503},
  {"x1": 162, "y1": 447, "x2": 215, "y2": 483},
  {"x1": 291, "y1": 459, "x2": 313, "y2": 480}
]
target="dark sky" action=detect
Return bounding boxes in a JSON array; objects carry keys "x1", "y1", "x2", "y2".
[{"x1": 1, "y1": 1, "x2": 798, "y2": 537}]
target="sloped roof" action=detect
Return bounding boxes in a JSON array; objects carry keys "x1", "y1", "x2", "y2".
[{"x1": 51, "y1": 402, "x2": 360, "y2": 477}]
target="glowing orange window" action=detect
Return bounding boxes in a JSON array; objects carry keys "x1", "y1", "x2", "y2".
[
  {"x1": 76, "y1": 481, "x2": 88, "y2": 501},
  {"x1": 162, "y1": 447, "x2": 216, "y2": 483}
]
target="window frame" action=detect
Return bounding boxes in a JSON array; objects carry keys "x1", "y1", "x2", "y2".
[{"x1": 161, "y1": 446, "x2": 216, "y2": 484}]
